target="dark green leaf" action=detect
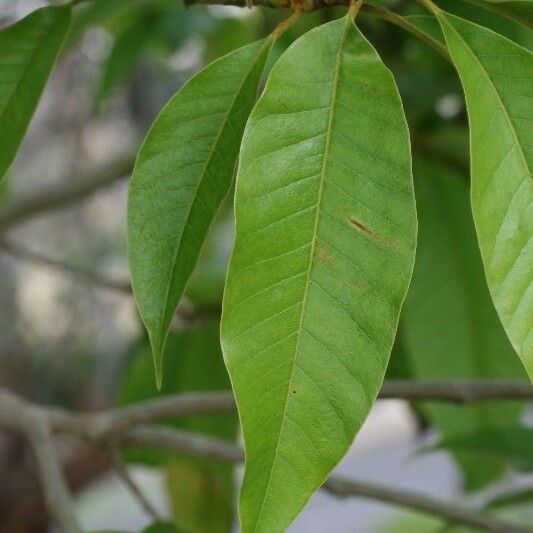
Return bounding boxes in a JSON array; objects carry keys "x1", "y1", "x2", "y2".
[
  {"x1": 0, "y1": 6, "x2": 71, "y2": 181},
  {"x1": 128, "y1": 39, "x2": 273, "y2": 387},
  {"x1": 222, "y1": 14, "x2": 417, "y2": 531}
]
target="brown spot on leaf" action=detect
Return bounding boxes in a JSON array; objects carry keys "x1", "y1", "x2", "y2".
[
  {"x1": 347, "y1": 216, "x2": 404, "y2": 253},
  {"x1": 348, "y1": 217, "x2": 373, "y2": 235}
]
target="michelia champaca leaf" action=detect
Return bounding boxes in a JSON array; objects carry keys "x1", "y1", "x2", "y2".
[
  {"x1": 128, "y1": 39, "x2": 272, "y2": 387},
  {"x1": 221, "y1": 15, "x2": 417, "y2": 532},
  {"x1": 435, "y1": 11, "x2": 533, "y2": 380},
  {"x1": 0, "y1": 6, "x2": 71, "y2": 182}
]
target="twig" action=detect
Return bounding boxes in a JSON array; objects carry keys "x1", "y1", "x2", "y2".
[
  {"x1": 27, "y1": 416, "x2": 80, "y2": 533},
  {"x1": 323, "y1": 477, "x2": 530, "y2": 533},
  {"x1": 379, "y1": 380, "x2": 533, "y2": 404},
  {"x1": 0, "y1": 391, "x2": 80, "y2": 533},
  {"x1": 109, "y1": 443, "x2": 162, "y2": 521},
  {"x1": 25, "y1": 381, "x2": 531, "y2": 442},
  {"x1": 0, "y1": 155, "x2": 135, "y2": 232}
]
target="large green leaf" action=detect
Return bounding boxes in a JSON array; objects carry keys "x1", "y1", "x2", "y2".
[
  {"x1": 402, "y1": 158, "x2": 526, "y2": 490},
  {"x1": 128, "y1": 39, "x2": 272, "y2": 387},
  {"x1": 0, "y1": 6, "x2": 71, "y2": 182},
  {"x1": 221, "y1": 14, "x2": 417, "y2": 532},
  {"x1": 433, "y1": 11, "x2": 533, "y2": 380}
]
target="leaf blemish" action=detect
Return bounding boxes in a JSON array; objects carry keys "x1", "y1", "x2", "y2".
[
  {"x1": 347, "y1": 216, "x2": 402, "y2": 252},
  {"x1": 348, "y1": 217, "x2": 372, "y2": 234}
]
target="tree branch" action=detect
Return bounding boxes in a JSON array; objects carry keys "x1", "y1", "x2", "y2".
[
  {"x1": 0, "y1": 391, "x2": 80, "y2": 533},
  {"x1": 109, "y1": 443, "x2": 163, "y2": 521},
  {"x1": 0, "y1": 155, "x2": 135, "y2": 232},
  {"x1": 0, "y1": 238, "x2": 132, "y2": 294},
  {"x1": 120, "y1": 426, "x2": 529, "y2": 533},
  {"x1": 1, "y1": 385, "x2": 531, "y2": 533}
]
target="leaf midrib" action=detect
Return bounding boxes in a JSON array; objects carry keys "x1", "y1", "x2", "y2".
[
  {"x1": 252, "y1": 18, "x2": 352, "y2": 530},
  {"x1": 157, "y1": 39, "x2": 272, "y2": 352}
]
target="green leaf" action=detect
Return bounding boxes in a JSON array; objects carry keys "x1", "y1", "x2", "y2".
[
  {"x1": 128, "y1": 39, "x2": 272, "y2": 387},
  {"x1": 221, "y1": 15, "x2": 417, "y2": 532},
  {"x1": 0, "y1": 6, "x2": 71, "y2": 182},
  {"x1": 167, "y1": 456, "x2": 233, "y2": 533},
  {"x1": 434, "y1": 11, "x2": 533, "y2": 380},
  {"x1": 142, "y1": 522, "x2": 182, "y2": 533},
  {"x1": 432, "y1": 427, "x2": 533, "y2": 472},
  {"x1": 486, "y1": 488, "x2": 533, "y2": 510},
  {"x1": 402, "y1": 15, "x2": 445, "y2": 45},
  {"x1": 402, "y1": 158, "x2": 526, "y2": 490},
  {"x1": 95, "y1": 6, "x2": 153, "y2": 106},
  {"x1": 469, "y1": 0, "x2": 533, "y2": 28}
]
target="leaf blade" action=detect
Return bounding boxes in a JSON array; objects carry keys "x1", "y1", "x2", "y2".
[
  {"x1": 128, "y1": 39, "x2": 272, "y2": 386},
  {"x1": 0, "y1": 6, "x2": 71, "y2": 181},
  {"x1": 435, "y1": 11, "x2": 533, "y2": 380},
  {"x1": 222, "y1": 17, "x2": 417, "y2": 532}
]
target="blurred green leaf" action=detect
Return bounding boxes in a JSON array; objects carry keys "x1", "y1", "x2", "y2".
[
  {"x1": 95, "y1": 5, "x2": 155, "y2": 106},
  {"x1": 402, "y1": 158, "x2": 527, "y2": 490},
  {"x1": 467, "y1": 0, "x2": 533, "y2": 28},
  {"x1": 167, "y1": 456, "x2": 233, "y2": 533},
  {"x1": 203, "y1": 16, "x2": 261, "y2": 63},
  {"x1": 436, "y1": 11, "x2": 533, "y2": 380},
  {"x1": 431, "y1": 427, "x2": 533, "y2": 472},
  {"x1": 486, "y1": 488, "x2": 533, "y2": 510},
  {"x1": 65, "y1": 0, "x2": 131, "y2": 50},
  {"x1": 118, "y1": 319, "x2": 236, "y2": 533},
  {"x1": 128, "y1": 38, "x2": 273, "y2": 387},
  {"x1": 118, "y1": 320, "x2": 236, "y2": 465},
  {"x1": 142, "y1": 522, "x2": 182, "y2": 533},
  {"x1": 0, "y1": 5, "x2": 71, "y2": 182}
]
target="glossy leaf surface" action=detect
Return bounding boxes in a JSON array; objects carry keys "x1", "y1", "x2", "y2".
[
  {"x1": 436, "y1": 12, "x2": 533, "y2": 379},
  {"x1": 0, "y1": 6, "x2": 71, "y2": 181},
  {"x1": 402, "y1": 159, "x2": 526, "y2": 490},
  {"x1": 222, "y1": 16, "x2": 417, "y2": 532},
  {"x1": 128, "y1": 39, "x2": 271, "y2": 386}
]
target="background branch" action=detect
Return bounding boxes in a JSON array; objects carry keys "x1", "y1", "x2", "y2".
[
  {"x1": 121, "y1": 426, "x2": 529, "y2": 533},
  {"x1": 0, "y1": 155, "x2": 135, "y2": 233},
  {"x1": 1, "y1": 385, "x2": 531, "y2": 533}
]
